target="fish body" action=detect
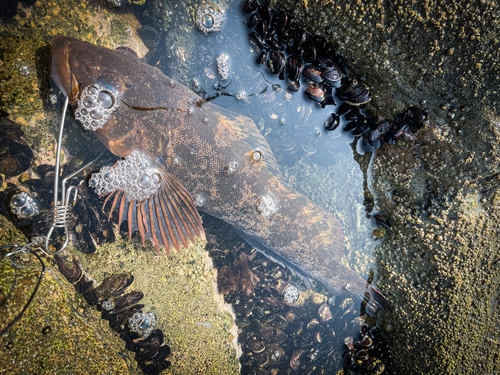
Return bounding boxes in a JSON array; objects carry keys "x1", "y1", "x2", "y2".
[{"x1": 50, "y1": 37, "x2": 391, "y2": 315}]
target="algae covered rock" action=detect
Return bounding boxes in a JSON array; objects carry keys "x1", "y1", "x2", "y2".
[{"x1": 0, "y1": 215, "x2": 132, "y2": 374}]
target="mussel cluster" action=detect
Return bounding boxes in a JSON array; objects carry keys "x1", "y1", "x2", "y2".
[
  {"x1": 243, "y1": 0, "x2": 360, "y2": 106},
  {"x1": 205, "y1": 221, "x2": 388, "y2": 375},
  {"x1": 342, "y1": 324, "x2": 395, "y2": 375},
  {"x1": 359, "y1": 106, "x2": 428, "y2": 153},
  {"x1": 54, "y1": 255, "x2": 171, "y2": 375},
  {"x1": 242, "y1": 0, "x2": 427, "y2": 152}
]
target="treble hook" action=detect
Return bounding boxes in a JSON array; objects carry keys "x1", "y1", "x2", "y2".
[{"x1": 44, "y1": 96, "x2": 104, "y2": 255}]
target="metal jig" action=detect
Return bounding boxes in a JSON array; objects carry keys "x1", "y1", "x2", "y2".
[{"x1": 44, "y1": 96, "x2": 103, "y2": 255}]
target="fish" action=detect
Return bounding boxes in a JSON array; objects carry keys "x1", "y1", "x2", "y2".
[{"x1": 50, "y1": 36, "x2": 391, "y2": 316}]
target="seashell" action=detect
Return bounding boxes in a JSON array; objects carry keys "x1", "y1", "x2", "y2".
[
  {"x1": 287, "y1": 80, "x2": 300, "y2": 92},
  {"x1": 370, "y1": 120, "x2": 390, "y2": 142},
  {"x1": 337, "y1": 102, "x2": 351, "y2": 116},
  {"x1": 266, "y1": 36, "x2": 281, "y2": 51},
  {"x1": 93, "y1": 273, "x2": 134, "y2": 301},
  {"x1": 249, "y1": 31, "x2": 265, "y2": 50},
  {"x1": 317, "y1": 57, "x2": 343, "y2": 87},
  {"x1": 0, "y1": 116, "x2": 34, "y2": 178},
  {"x1": 266, "y1": 51, "x2": 286, "y2": 74},
  {"x1": 54, "y1": 256, "x2": 83, "y2": 284},
  {"x1": 242, "y1": 0, "x2": 258, "y2": 13},
  {"x1": 246, "y1": 338, "x2": 266, "y2": 353},
  {"x1": 285, "y1": 56, "x2": 303, "y2": 82},
  {"x1": 306, "y1": 319, "x2": 320, "y2": 330},
  {"x1": 373, "y1": 212, "x2": 391, "y2": 228},
  {"x1": 271, "y1": 12, "x2": 288, "y2": 30},
  {"x1": 304, "y1": 82, "x2": 326, "y2": 103},
  {"x1": 302, "y1": 40, "x2": 317, "y2": 63},
  {"x1": 256, "y1": 50, "x2": 267, "y2": 64},
  {"x1": 247, "y1": 12, "x2": 260, "y2": 28},
  {"x1": 325, "y1": 113, "x2": 340, "y2": 131},
  {"x1": 318, "y1": 303, "x2": 332, "y2": 322},
  {"x1": 112, "y1": 290, "x2": 145, "y2": 313},
  {"x1": 255, "y1": 20, "x2": 268, "y2": 38},
  {"x1": 302, "y1": 65, "x2": 323, "y2": 83},
  {"x1": 290, "y1": 350, "x2": 306, "y2": 370},
  {"x1": 257, "y1": 5, "x2": 272, "y2": 24},
  {"x1": 336, "y1": 78, "x2": 371, "y2": 105}
]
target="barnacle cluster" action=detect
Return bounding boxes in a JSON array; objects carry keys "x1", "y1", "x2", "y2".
[
  {"x1": 75, "y1": 84, "x2": 119, "y2": 132},
  {"x1": 54, "y1": 255, "x2": 171, "y2": 375},
  {"x1": 89, "y1": 150, "x2": 162, "y2": 202}
]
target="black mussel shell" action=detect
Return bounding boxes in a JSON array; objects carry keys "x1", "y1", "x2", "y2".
[
  {"x1": 266, "y1": 36, "x2": 282, "y2": 50},
  {"x1": 285, "y1": 56, "x2": 303, "y2": 82},
  {"x1": 325, "y1": 113, "x2": 340, "y2": 131},
  {"x1": 94, "y1": 273, "x2": 134, "y2": 301},
  {"x1": 373, "y1": 212, "x2": 391, "y2": 228},
  {"x1": 304, "y1": 82, "x2": 326, "y2": 103},
  {"x1": 112, "y1": 290, "x2": 145, "y2": 313},
  {"x1": 249, "y1": 31, "x2": 265, "y2": 50},
  {"x1": 286, "y1": 28, "x2": 306, "y2": 54},
  {"x1": 344, "y1": 106, "x2": 360, "y2": 121},
  {"x1": 337, "y1": 102, "x2": 351, "y2": 116},
  {"x1": 288, "y1": 80, "x2": 300, "y2": 92},
  {"x1": 370, "y1": 120, "x2": 391, "y2": 142},
  {"x1": 247, "y1": 12, "x2": 260, "y2": 28},
  {"x1": 351, "y1": 117, "x2": 371, "y2": 137},
  {"x1": 336, "y1": 78, "x2": 371, "y2": 106},
  {"x1": 318, "y1": 59, "x2": 343, "y2": 87},
  {"x1": 405, "y1": 106, "x2": 427, "y2": 132},
  {"x1": 255, "y1": 20, "x2": 268, "y2": 38},
  {"x1": 54, "y1": 256, "x2": 83, "y2": 283},
  {"x1": 361, "y1": 134, "x2": 377, "y2": 152},
  {"x1": 271, "y1": 12, "x2": 288, "y2": 30},
  {"x1": 256, "y1": 50, "x2": 267, "y2": 64},
  {"x1": 302, "y1": 65, "x2": 323, "y2": 83},
  {"x1": 267, "y1": 51, "x2": 286, "y2": 74},
  {"x1": 243, "y1": 0, "x2": 258, "y2": 13},
  {"x1": 258, "y1": 5, "x2": 272, "y2": 23},
  {"x1": 344, "y1": 118, "x2": 363, "y2": 132},
  {"x1": 0, "y1": 116, "x2": 34, "y2": 178},
  {"x1": 302, "y1": 40, "x2": 317, "y2": 63}
]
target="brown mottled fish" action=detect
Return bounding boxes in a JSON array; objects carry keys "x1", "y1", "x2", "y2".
[{"x1": 50, "y1": 36, "x2": 391, "y2": 316}]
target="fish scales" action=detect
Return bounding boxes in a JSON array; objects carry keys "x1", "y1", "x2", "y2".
[{"x1": 50, "y1": 37, "x2": 391, "y2": 315}]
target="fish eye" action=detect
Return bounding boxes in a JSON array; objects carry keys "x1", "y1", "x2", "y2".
[{"x1": 98, "y1": 90, "x2": 114, "y2": 109}]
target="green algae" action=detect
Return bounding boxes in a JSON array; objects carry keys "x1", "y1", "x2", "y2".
[
  {"x1": 0, "y1": 215, "x2": 133, "y2": 374},
  {"x1": 76, "y1": 236, "x2": 239, "y2": 375}
]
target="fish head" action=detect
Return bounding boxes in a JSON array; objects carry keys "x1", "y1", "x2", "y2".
[
  {"x1": 51, "y1": 36, "x2": 156, "y2": 157},
  {"x1": 51, "y1": 36, "x2": 131, "y2": 105}
]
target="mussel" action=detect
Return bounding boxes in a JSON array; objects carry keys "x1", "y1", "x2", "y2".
[
  {"x1": 336, "y1": 78, "x2": 371, "y2": 105},
  {"x1": 325, "y1": 113, "x2": 340, "y2": 131},
  {"x1": 302, "y1": 64, "x2": 323, "y2": 83},
  {"x1": 285, "y1": 56, "x2": 303, "y2": 82},
  {"x1": 267, "y1": 50, "x2": 286, "y2": 74}
]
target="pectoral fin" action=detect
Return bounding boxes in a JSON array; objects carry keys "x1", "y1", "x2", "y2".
[{"x1": 90, "y1": 150, "x2": 204, "y2": 254}]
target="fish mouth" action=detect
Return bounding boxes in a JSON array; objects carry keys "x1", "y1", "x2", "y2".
[{"x1": 50, "y1": 36, "x2": 80, "y2": 100}]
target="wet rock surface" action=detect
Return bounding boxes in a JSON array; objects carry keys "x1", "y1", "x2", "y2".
[
  {"x1": 273, "y1": 0, "x2": 500, "y2": 373},
  {"x1": 0, "y1": 216, "x2": 132, "y2": 374}
]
